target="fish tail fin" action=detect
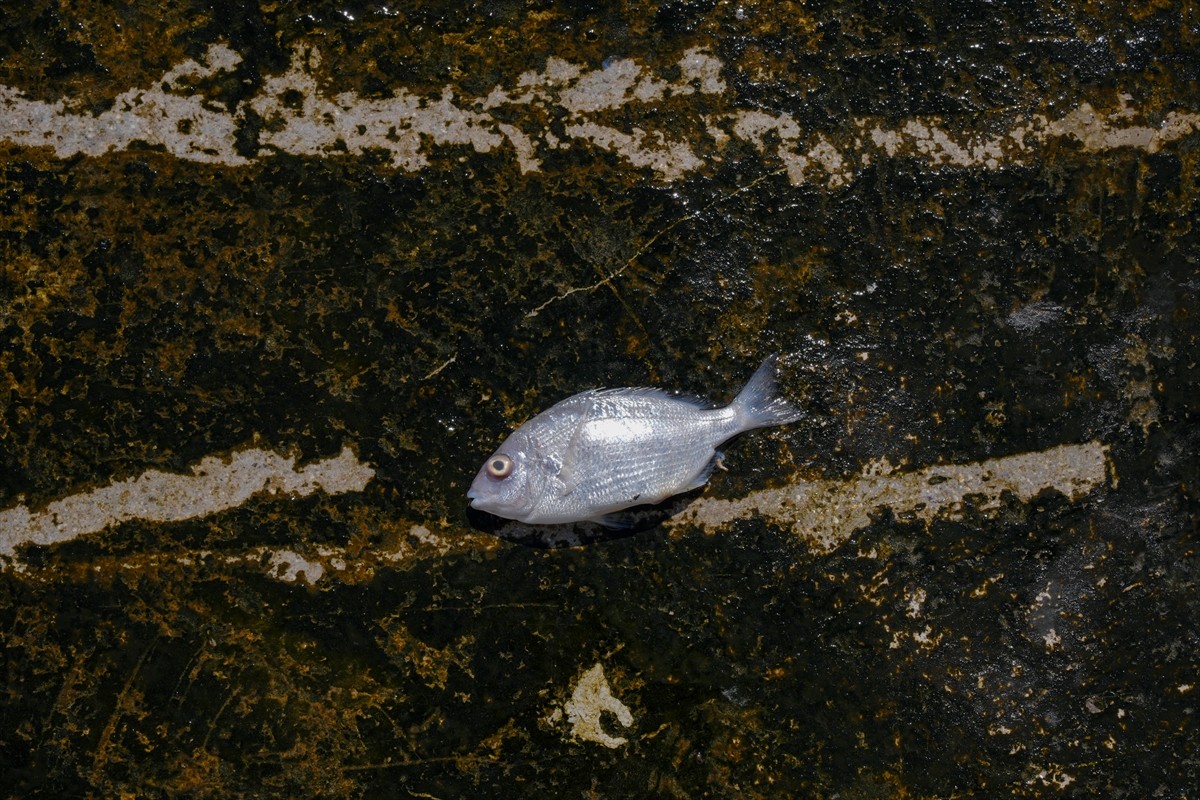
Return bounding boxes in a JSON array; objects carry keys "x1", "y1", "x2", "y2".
[{"x1": 730, "y1": 354, "x2": 804, "y2": 432}]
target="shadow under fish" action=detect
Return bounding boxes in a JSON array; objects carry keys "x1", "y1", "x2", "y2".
[{"x1": 467, "y1": 490, "x2": 705, "y2": 548}]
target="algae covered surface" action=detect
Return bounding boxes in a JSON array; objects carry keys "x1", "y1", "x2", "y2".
[{"x1": 2, "y1": 1, "x2": 1198, "y2": 797}]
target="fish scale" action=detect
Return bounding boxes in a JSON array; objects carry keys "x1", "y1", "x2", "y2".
[
  {"x1": 467, "y1": 356, "x2": 804, "y2": 525},
  {"x1": 552, "y1": 406, "x2": 736, "y2": 508}
]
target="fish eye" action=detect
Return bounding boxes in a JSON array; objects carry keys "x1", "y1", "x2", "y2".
[{"x1": 486, "y1": 454, "x2": 513, "y2": 478}]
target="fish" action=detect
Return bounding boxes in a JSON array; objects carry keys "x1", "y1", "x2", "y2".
[{"x1": 467, "y1": 355, "x2": 803, "y2": 525}]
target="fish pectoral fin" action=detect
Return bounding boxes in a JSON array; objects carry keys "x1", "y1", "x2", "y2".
[
  {"x1": 547, "y1": 471, "x2": 574, "y2": 498},
  {"x1": 555, "y1": 459, "x2": 578, "y2": 497},
  {"x1": 539, "y1": 455, "x2": 574, "y2": 497},
  {"x1": 553, "y1": 407, "x2": 597, "y2": 497}
]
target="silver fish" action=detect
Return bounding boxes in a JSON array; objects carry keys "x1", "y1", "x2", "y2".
[{"x1": 467, "y1": 356, "x2": 803, "y2": 525}]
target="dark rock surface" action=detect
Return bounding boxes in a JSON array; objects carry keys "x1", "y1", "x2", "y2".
[{"x1": 1, "y1": 2, "x2": 1197, "y2": 797}]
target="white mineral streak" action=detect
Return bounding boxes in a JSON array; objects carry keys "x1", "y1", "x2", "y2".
[
  {"x1": 562, "y1": 122, "x2": 704, "y2": 178},
  {"x1": 268, "y1": 548, "x2": 326, "y2": 584},
  {"x1": 3, "y1": 42, "x2": 1194, "y2": 183},
  {"x1": 671, "y1": 441, "x2": 1112, "y2": 551},
  {"x1": 0, "y1": 44, "x2": 248, "y2": 164},
  {"x1": 553, "y1": 663, "x2": 635, "y2": 748},
  {"x1": 1026, "y1": 93, "x2": 1198, "y2": 153},
  {"x1": 248, "y1": 47, "x2": 536, "y2": 171},
  {"x1": 0, "y1": 447, "x2": 375, "y2": 557}
]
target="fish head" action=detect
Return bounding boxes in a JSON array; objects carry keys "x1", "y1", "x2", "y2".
[{"x1": 467, "y1": 433, "x2": 542, "y2": 521}]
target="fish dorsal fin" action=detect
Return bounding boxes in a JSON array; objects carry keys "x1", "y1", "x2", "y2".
[{"x1": 571, "y1": 386, "x2": 714, "y2": 414}]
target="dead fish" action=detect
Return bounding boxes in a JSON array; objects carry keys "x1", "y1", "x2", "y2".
[{"x1": 467, "y1": 356, "x2": 802, "y2": 525}]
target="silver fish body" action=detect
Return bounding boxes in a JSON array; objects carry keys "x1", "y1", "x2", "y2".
[{"x1": 467, "y1": 356, "x2": 802, "y2": 525}]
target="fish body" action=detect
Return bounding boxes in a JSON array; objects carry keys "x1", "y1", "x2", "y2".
[{"x1": 467, "y1": 356, "x2": 802, "y2": 525}]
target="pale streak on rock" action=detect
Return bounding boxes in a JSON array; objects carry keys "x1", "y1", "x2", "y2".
[
  {"x1": 0, "y1": 447, "x2": 375, "y2": 558},
  {"x1": 1, "y1": 42, "x2": 1195, "y2": 183},
  {"x1": 552, "y1": 663, "x2": 635, "y2": 748},
  {"x1": 0, "y1": 44, "x2": 720, "y2": 179},
  {"x1": 487, "y1": 47, "x2": 721, "y2": 175},
  {"x1": 729, "y1": 108, "x2": 854, "y2": 185},
  {"x1": 563, "y1": 122, "x2": 703, "y2": 180},
  {"x1": 268, "y1": 548, "x2": 326, "y2": 585},
  {"x1": 1026, "y1": 94, "x2": 1200, "y2": 154},
  {"x1": 670, "y1": 442, "x2": 1112, "y2": 551},
  {"x1": 559, "y1": 58, "x2": 644, "y2": 114},
  {"x1": 0, "y1": 43, "x2": 248, "y2": 164},
  {"x1": 733, "y1": 95, "x2": 1200, "y2": 186},
  {"x1": 249, "y1": 47, "x2": 537, "y2": 171}
]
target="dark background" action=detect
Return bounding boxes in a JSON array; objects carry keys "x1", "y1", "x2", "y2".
[{"x1": 1, "y1": 1, "x2": 1197, "y2": 796}]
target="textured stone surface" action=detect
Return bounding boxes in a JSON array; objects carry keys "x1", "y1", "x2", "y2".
[{"x1": 1, "y1": 2, "x2": 1198, "y2": 797}]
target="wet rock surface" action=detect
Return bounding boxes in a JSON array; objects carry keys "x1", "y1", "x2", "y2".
[{"x1": 1, "y1": 2, "x2": 1197, "y2": 797}]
